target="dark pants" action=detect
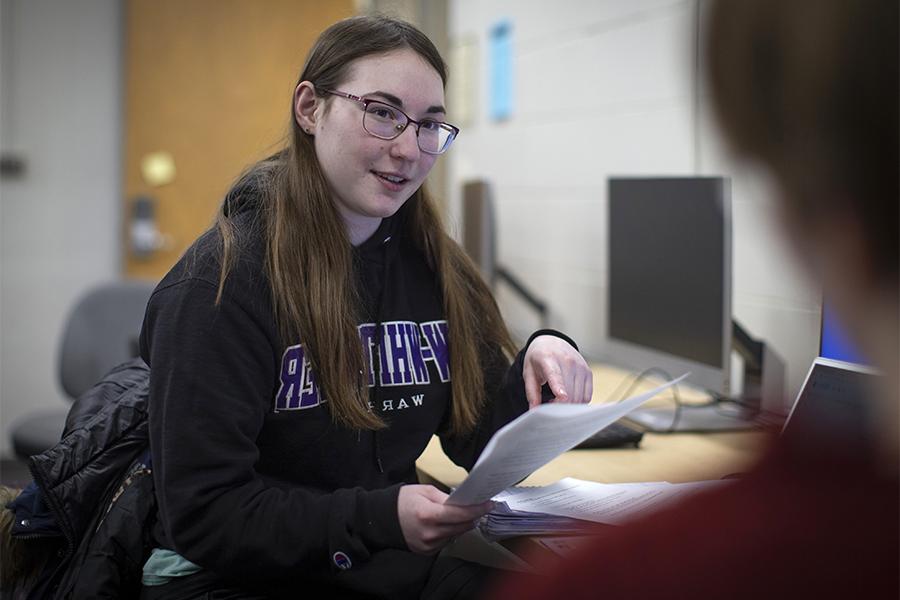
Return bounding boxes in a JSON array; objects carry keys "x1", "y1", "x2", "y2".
[{"x1": 139, "y1": 557, "x2": 497, "y2": 600}]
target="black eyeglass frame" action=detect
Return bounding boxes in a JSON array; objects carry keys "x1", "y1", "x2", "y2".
[{"x1": 318, "y1": 88, "x2": 460, "y2": 155}]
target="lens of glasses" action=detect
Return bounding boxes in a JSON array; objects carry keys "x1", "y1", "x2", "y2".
[
  {"x1": 416, "y1": 122, "x2": 455, "y2": 154},
  {"x1": 363, "y1": 101, "x2": 456, "y2": 154},
  {"x1": 363, "y1": 102, "x2": 404, "y2": 139}
]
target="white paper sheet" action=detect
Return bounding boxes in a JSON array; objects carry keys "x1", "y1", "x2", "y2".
[
  {"x1": 446, "y1": 375, "x2": 688, "y2": 505},
  {"x1": 493, "y1": 476, "x2": 728, "y2": 526}
]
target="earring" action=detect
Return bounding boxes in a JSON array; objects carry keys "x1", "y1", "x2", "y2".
[{"x1": 305, "y1": 128, "x2": 311, "y2": 134}]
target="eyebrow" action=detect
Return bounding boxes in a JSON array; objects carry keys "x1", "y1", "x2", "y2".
[{"x1": 366, "y1": 90, "x2": 445, "y2": 115}]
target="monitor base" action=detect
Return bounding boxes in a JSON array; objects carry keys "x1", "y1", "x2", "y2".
[{"x1": 624, "y1": 403, "x2": 760, "y2": 433}]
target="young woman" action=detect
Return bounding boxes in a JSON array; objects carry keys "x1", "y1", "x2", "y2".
[
  {"x1": 138, "y1": 15, "x2": 592, "y2": 599},
  {"x1": 497, "y1": 0, "x2": 898, "y2": 597}
]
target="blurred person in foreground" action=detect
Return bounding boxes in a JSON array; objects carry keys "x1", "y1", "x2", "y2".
[{"x1": 494, "y1": 0, "x2": 898, "y2": 597}]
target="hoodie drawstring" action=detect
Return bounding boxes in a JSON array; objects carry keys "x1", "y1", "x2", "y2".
[{"x1": 369, "y1": 233, "x2": 394, "y2": 474}]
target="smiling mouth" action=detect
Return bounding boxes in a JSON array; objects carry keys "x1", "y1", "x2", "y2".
[{"x1": 372, "y1": 171, "x2": 408, "y2": 185}]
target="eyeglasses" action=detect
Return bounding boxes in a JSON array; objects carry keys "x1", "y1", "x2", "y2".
[{"x1": 319, "y1": 88, "x2": 459, "y2": 155}]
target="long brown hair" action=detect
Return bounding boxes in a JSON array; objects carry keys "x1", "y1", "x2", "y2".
[{"x1": 216, "y1": 15, "x2": 516, "y2": 433}]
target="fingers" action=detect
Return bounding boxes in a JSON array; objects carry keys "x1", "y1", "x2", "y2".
[
  {"x1": 399, "y1": 486, "x2": 492, "y2": 555},
  {"x1": 524, "y1": 362, "x2": 542, "y2": 409},
  {"x1": 421, "y1": 503, "x2": 487, "y2": 552},
  {"x1": 416, "y1": 486, "x2": 492, "y2": 525},
  {"x1": 418, "y1": 485, "x2": 449, "y2": 504},
  {"x1": 542, "y1": 363, "x2": 569, "y2": 402},
  {"x1": 524, "y1": 335, "x2": 593, "y2": 406},
  {"x1": 568, "y1": 365, "x2": 592, "y2": 405},
  {"x1": 581, "y1": 369, "x2": 594, "y2": 404},
  {"x1": 434, "y1": 501, "x2": 492, "y2": 525}
]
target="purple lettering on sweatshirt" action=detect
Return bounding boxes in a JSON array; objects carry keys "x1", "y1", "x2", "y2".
[
  {"x1": 419, "y1": 320, "x2": 451, "y2": 382},
  {"x1": 274, "y1": 320, "x2": 450, "y2": 411},
  {"x1": 381, "y1": 321, "x2": 415, "y2": 386},
  {"x1": 358, "y1": 323, "x2": 377, "y2": 387},
  {"x1": 274, "y1": 344, "x2": 322, "y2": 410}
]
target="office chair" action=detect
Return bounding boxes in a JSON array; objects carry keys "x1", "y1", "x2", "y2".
[{"x1": 9, "y1": 279, "x2": 156, "y2": 460}]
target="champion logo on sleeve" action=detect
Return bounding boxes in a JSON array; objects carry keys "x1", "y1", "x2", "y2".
[{"x1": 332, "y1": 551, "x2": 352, "y2": 570}]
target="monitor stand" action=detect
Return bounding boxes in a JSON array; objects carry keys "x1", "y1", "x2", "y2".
[{"x1": 624, "y1": 403, "x2": 760, "y2": 433}]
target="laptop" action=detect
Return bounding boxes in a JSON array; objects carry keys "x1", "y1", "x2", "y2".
[{"x1": 781, "y1": 357, "x2": 880, "y2": 443}]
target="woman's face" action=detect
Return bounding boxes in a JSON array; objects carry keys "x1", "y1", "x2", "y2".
[{"x1": 309, "y1": 49, "x2": 444, "y2": 242}]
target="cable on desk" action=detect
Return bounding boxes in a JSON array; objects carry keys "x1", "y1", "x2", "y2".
[
  {"x1": 613, "y1": 370, "x2": 768, "y2": 431},
  {"x1": 608, "y1": 367, "x2": 704, "y2": 433},
  {"x1": 712, "y1": 394, "x2": 762, "y2": 419}
]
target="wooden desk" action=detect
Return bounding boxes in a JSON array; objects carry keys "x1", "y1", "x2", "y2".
[
  {"x1": 416, "y1": 365, "x2": 771, "y2": 489},
  {"x1": 418, "y1": 365, "x2": 771, "y2": 570}
]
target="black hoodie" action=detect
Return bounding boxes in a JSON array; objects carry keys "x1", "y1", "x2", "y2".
[{"x1": 139, "y1": 185, "x2": 572, "y2": 598}]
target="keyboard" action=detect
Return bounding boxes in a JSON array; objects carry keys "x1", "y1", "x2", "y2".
[{"x1": 574, "y1": 421, "x2": 644, "y2": 449}]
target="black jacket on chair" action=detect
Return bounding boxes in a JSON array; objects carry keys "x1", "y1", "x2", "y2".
[{"x1": 9, "y1": 357, "x2": 154, "y2": 599}]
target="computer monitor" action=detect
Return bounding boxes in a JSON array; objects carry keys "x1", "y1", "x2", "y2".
[
  {"x1": 462, "y1": 180, "x2": 497, "y2": 283},
  {"x1": 607, "y1": 177, "x2": 756, "y2": 432}
]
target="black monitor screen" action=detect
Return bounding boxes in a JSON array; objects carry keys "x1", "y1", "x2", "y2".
[{"x1": 608, "y1": 177, "x2": 729, "y2": 369}]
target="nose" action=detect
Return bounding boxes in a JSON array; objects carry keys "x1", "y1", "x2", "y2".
[{"x1": 389, "y1": 124, "x2": 421, "y2": 160}]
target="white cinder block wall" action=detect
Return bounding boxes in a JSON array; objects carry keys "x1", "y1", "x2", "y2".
[
  {"x1": 0, "y1": 1, "x2": 822, "y2": 461},
  {"x1": 445, "y1": 0, "x2": 820, "y2": 401}
]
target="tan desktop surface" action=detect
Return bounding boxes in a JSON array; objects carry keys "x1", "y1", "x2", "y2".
[{"x1": 415, "y1": 364, "x2": 771, "y2": 489}]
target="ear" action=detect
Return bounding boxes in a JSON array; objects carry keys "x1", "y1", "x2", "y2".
[{"x1": 294, "y1": 81, "x2": 319, "y2": 135}]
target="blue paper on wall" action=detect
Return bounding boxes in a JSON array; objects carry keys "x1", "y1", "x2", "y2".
[{"x1": 489, "y1": 20, "x2": 513, "y2": 121}]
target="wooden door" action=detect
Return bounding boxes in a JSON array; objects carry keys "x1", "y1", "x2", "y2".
[{"x1": 123, "y1": 0, "x2": 354, "y2": 279}]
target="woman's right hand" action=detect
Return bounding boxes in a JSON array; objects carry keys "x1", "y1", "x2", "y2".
[{"x1": 397, "y1": 485, "x2": 494, "y2": 555}]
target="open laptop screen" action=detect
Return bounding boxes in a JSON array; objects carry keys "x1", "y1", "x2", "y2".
[{"x1": 782, "y1": 358, "x2": 878, "y2": 445}]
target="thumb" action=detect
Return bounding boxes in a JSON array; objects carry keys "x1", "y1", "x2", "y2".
[{"x1": 421, "y1": 485, "x2": 449, "y2": 504}]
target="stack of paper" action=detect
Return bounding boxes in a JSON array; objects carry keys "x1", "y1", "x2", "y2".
[
  {"x1": 479, "y1": 504, "x2": 598, "y2": 540},
  {"x1": 447, "y1": 375, "x2": 689, "y2": 506},
  {"x1": 440, "y1": 373, "x2": 728, "y2": 540},
  {"x1": 479, "y1": 477, "x2": 731, "y2": 541}
]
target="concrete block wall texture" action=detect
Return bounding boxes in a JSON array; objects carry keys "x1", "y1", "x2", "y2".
[
  {"x1": 445, "y1": 0, "x2": 820, "y2": 401},
  {"x1": 0, "y1": 1, "x2": 822, "y2": 460}
]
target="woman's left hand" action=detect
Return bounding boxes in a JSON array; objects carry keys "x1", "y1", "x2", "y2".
[{"x1": 523, "y1": 335, "x2": 593, "y2": 409}]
